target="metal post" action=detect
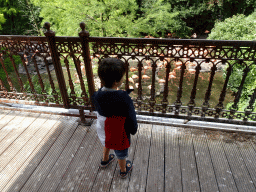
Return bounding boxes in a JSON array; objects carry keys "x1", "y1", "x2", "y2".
[
  {"x1": 44, "y1": 22, "x2": 70, "y2": 108},
  {"x1": 79, "y1": 22, "x2": 96, "y2": 110}
]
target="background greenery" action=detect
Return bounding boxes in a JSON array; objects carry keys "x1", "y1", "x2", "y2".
[
  {"x1": 0, "y1": 0, "x2": 256, "y2": 112},
  {"x1": 1, "y1": 0, "x2": 255, "y2": 38},
  {"x1": 208, "y1": 12, "x2": 256, "y2": 111}
]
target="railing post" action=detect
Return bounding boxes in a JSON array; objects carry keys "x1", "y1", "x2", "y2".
[
  {"x1": 79, "y1": 22, "x2": 95, "y2": 111},
  {"x1": 44, "y1": 22, "x2": 70, "y2": 108}
]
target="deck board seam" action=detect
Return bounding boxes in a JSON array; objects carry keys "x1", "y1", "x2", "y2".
[
  {"x1": 163, "y1": 126, "x2": 166, "y2": 192},
  {"x1": 0, "y1": 113, "x2": 48, "y2": 174},
  {"x1": 0, "y1": 113, "x2": 40, "y2": 156},
  {"x1": 88, "y1": 165, "x2": 100, "y2": 191},
  {"x1": 37, "y1": 123, "x2": 80, "y2": 191},
  {"x1": 235, "y1": 141, "x2": 256, "y2": 189},
  {"x1": 126, "y1": 127, "x2": 140, "y2": 192},
  {"x1": 220, "y1": 137, "x2": 239, "y2": 191},
  {"x1": 54, "y1": 126, "x2": 91, "y2": 191},
  {"x1": 203, "y1": 130, "x2": 221, "y2": 192},
  {"x1": 178, "y1": 132, "x2": 183, "y2": 192},
  {"x1": 5, "y1": 115, "x2": 63, "y2": 191},
  {"x1": 145, "y1": 124, "x2": 153, "y2": 192},
  {"x1": 19, "y1": 117, "x2": 78, "y2": 191},
  {"x1": 191, "y1": 131, "x2": 202, "y2": 192}
]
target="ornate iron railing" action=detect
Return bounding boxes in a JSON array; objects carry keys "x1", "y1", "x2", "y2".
[{"x1": 0, "y1": 22, "x2": 256, "y2": 126}]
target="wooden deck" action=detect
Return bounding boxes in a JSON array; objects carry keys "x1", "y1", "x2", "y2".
[{"x1": 1, "y1": 109, "x2": 256, "y2": 192}]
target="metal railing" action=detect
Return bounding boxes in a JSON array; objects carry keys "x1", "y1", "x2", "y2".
[{"x1": 0, "y1": 22, "x2": 256, "y2": 126}]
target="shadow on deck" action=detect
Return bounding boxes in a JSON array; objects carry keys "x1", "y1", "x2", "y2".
[{"x1": 0, "y1": 109, "x2": 256, "y2": 192}]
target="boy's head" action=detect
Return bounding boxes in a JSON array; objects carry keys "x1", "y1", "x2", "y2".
[{"x1": 98, "y1": 58, "x2": 126, "y2": 88}]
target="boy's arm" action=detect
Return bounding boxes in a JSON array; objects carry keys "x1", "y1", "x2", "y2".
[{"x1": 126, "y1": 92, "x2": 138, "y2": 135}]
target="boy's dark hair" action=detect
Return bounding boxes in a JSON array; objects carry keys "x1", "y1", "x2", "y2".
[{"x1": 98, "y1": 58, "x2": 126, "y2": 88}]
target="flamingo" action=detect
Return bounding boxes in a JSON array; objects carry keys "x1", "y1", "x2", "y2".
[
  {"x1": 74, "y1": 79, "x2": 80, "y2": 84},
  {"x1": 145, "y1": 60, "x2": 151, "y2": 66},
  {"x1": 204, "y1": 49, "x2": 208, "y2": 57},
  {"x1": 191, "y1": 33, "x2": 197, "y2": 38},
  {"x1": 130, "y1": 67, "x2": 137, "y2": 72},
  {"x1": 163, "y1": 60, "x2": 168, "y2": 67},
  {"x1": 188, "y1": 69, "x2": 196, "y2": 74},
  {"x1": 165, "y1": 58, "x2": 171, "y2": 62},
  {"x1": 144, "y1": 66, "x2": 152, "y2": 70},
  {"x1": 169, "y1": 70, "x2": 176, "y2": 76},
  {"x1": 188, "y1": 62, "x2": 197, "y2": 67},
  {"x1": 129, "y1": 85, "x2": 134, "y2": 89},
  {"x1": 142, "y1": 75, "x2": 150, "y2": 80},
  {"x1": 168, "y1": 74, "x2": 176, "y2": 83},
  {"x1": 135, "y1": 83, "x2": 139, "y2": 88},
  {"x1": 175, "y1": 61, "x2": 183, "y2": 67},
  {"x1": 148, "y1": 85, "x2": 152, "y2": 89},
  {"x1": 74, "y1": 73, "x2": 79, "y2": 78},
  {"x1": 128, "y1": 77, "x2": 134, "y2": 84},
  {"x1": 158, "y1": 79, "x2": 165, "y2": 83},
  {"x1": 143, "y1": 65, "x2": 152, "y2": 74},
  {"x1": 132, "y1": 74, "x2": 139, "y2": 79},
  {"x1": 157, "y1": 61, "x2": 164, "y2": 68},
  {"x1": 81, "y1": 65, "x2": 85, "y2": 75},
  {"x1": 176, "y1": 66, "x2": 181, "y2": 70}
]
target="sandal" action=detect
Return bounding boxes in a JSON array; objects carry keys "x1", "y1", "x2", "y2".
[
  {"x1": 100, "y1": 154, "x2": 115, "y2": 168},
  {"x1": 120, "y1": 160, "x2": 133, "y2": 179}
]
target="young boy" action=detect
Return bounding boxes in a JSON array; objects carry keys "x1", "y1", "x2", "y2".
[{"x1": 91, "y1": 57, "x2": 138, "y2": 178}]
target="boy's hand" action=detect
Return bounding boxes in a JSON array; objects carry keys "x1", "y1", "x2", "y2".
[{"x1": 126, "y1": 89, "x2": 134, "y2": 95}]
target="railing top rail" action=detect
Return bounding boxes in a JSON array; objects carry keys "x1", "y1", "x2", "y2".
[
  {"x1": 0, "y1": 35, "x2": 47, "y2": 41},
  {"x1": 0, "y1": 35, "x2": 256, "y2": 47},
  {"x1": 88, "y1": 37, "x2": 256, "y2": 47}
]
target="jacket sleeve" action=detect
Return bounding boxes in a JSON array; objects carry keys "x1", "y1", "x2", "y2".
[{"x1": 125, "y1": 93, "x2": 138, "y2": 135}]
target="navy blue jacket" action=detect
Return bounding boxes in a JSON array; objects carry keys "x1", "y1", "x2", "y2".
[{"x1": 91, "y1": 87, "x2": 138, "y2": 149}]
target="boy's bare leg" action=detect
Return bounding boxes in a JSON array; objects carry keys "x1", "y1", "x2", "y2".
[
  {"x1": 103, "y1": 147, "x2": 110, "y2": 161},
  {"x1": 118, "y1": 159, "x2": 126, "y2": 172}
]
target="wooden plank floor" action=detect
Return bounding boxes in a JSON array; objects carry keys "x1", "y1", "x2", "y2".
[{"x1": 1, "y1": 109, "x2": 256, "y2": 192}]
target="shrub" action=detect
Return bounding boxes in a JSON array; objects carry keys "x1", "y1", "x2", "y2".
[{"x1": 208, "y1": 12, "x2": 256, "y2": 112}]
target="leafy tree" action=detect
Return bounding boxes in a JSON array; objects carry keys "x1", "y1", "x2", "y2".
[
  {"x1": 220, "y1": 0, "x2": 256, "y2": 19},
  {"x1": 130, "y1": 0, "x2": 221, "y2": 38},
  {"x1": 208, "y1": 12, "x2": 256, "y2": 111},
  {"x1": 30, "y1": 0, "x2": 256, "y2": 38},
  {"x1": 31, "y1": 0, "x2": 138, "y2": 37},
  {"x1": 0, "y1": 0, "x2": 42, "y2": 35},
  {"x1": 0, "y1": 13, "x2": 6, "y2": 30},
  {"x1": 128, "y1": 1, "x2": 191, "y2": 38},
  {"x1": 208, "y1": 13, "x2": 256, "y2": 40}
]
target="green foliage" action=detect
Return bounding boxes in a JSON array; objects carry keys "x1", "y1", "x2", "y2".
[
  {"x1": 0, "y1": 54, "x2": 21, "y2": 77},
  {"x1": 208, "y1": 13, "x2": 256, "y2": 40},
  {"x1": 32, "y1": 0, "x2": 138, "y2": 37},
  {"x1": 23, "y1": 75, "x2": 59, "y2": 96},
  {"x1": 0, "y1": 0, "x2": 42, "y2": 35},
  {"x1": 208, "y1": 12, "x2": 256, "y2": 111},
  {"x1": 0, "y1": 53, "x2": 22, "y2": 90},
  {"x1": 129, "y1": 1, "x2": 191, "y2": 38},
  {"x1": 167, "y1": 0, "x2": 220, "y2": 35},
  {"x1": 0, "y1": 13, "x2": 6, "y2": 30},
  {"x1": 221, "y1": 0, "x2": 256, "y2": 19}
]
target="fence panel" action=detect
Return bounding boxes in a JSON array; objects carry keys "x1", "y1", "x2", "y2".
[
  {"x1": 0, "y1": 22, "x2": 256, "y2": 126},
  {"x1": 88, "y1": 37, "x2": 256, "y2": 125}
]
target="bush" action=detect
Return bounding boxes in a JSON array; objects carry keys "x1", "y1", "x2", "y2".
[
  {"x1": 208, "y1": 12, "x2": 256, "y2": 112},
  {"x1": 208, "y1": 13, "x2": 256, "y2": 41},
  {"x1": 0, "y1": 52, "x2": 22, "y2": 90}
]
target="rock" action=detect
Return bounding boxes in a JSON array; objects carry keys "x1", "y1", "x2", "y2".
[{"x1": 17, "y1": 51, "x2": 54, "y2": 74}]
